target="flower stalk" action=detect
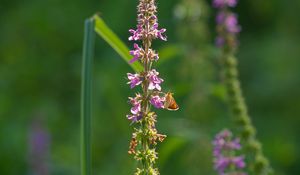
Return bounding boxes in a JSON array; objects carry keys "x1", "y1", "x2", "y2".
[
  {"x1": 126, "y1": 0, "x2": 178, "y2": 174},
  {"x1": 213, "y1": 0, "x2": 272, "y2": 174}
]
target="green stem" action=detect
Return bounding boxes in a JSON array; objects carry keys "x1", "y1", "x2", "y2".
[
  {"x1": 140, "y1": 13, "x2": 153, "y2": 174},
  {"x1": 221, "y1": 52, "x2": 272, "y2": 175},
  {"x1": 80, "y1": 18, "x2": 95, "y2": 175}
]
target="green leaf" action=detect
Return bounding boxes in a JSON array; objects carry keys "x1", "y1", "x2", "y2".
[
  {"x1": 93, "y1": 14, "x2": 143, "y2": 72},
  {"x1": 81, "y1": 17, "x2": 95, "y2": 175}
]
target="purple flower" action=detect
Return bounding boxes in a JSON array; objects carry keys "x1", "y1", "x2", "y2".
[
  {"x1": 216, "y1": 12, "x2": 226, "y2": 24},
  {"x1": 227, "y1": 0, "x2": 238, "y2": 7},
  {"x1": 156, "y1": 28, "x2": 167, "y2": 41},
  {"x1": 213, "y1": 129, "x2": 247, "y2": 175},
  {"x1": 147, "y1": 69, "x2": 164, "y2": 91},
  {"x1": 214, "y1": 156, "x2": 246, "y2": 174},
  {"x1": 129, "y1": 43, "x2": 144, "y2": 63},
  {"x1": 127, "y1": 94, "x2": 143, "y2": 122},
  {"x1": 213, "y1": 0, "x2": 240, "y2": 48},
  {"x1": 232, "y1": 156, "x2": 246, "y2": 168},
  {"x1": 213, "y1": 0, "x2": 225, "y2": 8},
  {"x1": 130, "y1": 101, "x2": 141, "y2": 115},
  {"x1": 225, "y1": 13, "x2": 241, "y2": 34},
  {"x1": 229, "y1": 138, "x2": 241, "y2": 149},
  {"x1": 214, "y1": 156, "x2": 230, "y2": 173},
  {"x1": 129, "y1": 94, "x2": 142, "y2": 115},
  {"x1": 129, "y1": 25, "x2": 143, "y2": 41},
  {"x1": 126, "y1": 114, "x2": 143, "y2": 122},
  {"x1": 213, "y1": 0, "x2": 238, "y2": 8},
  {"x1": 152, "y1": 23, "x2": 167, "y2": 41},
  {"x1": 127, "y1": 73, "x2": 142, "y2": 88},
  {"x1": 129, "y1": 4, "x2": 167, "y2": 43},
  {"x1": 150, "y1": 95, "x2": 165, "y2": 109}
]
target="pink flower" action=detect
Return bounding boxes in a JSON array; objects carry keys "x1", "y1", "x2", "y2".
[
  {"x1": 225, "y1": 14, "x2": 241, "y2": 34},
  {"x1": 213, "y1": 129, "x2": 247, "y2": 175},
  {"x1": 128, "y1": 25, "x2": 143, "y2": 41},
  {"x1": 126, "y1": 114, "x2": 142, "y2": 122},
  {"x1": 129, "y1": 94, "x2": 142, "y2": 115},
  {"x1": 147, "y1": 69, "x2": 163, "y2": 91},
  {"x1": 129, "y1": 43, "x2": 143, "y2": 63},
  {"x1": 232, "y1": 156, "x2": 246, "y2": 169},
  {"x1": 213, "y1": 0, "x2": 238, "y2": 8},
  {"x1": 150, "y1": 95, "x2": 165, "y2": 109},
  {"x1": 227, "y1": 0, "x2": 238, "y2": 7},
  {"x1": 152, "y1": 23, "x2": 167, "y2": 41},
  {"x1": 127, "y1": 73, "x2": 142, "y2": 89},
  {"x1": 127, "y1": 94, "x2": 143, "y2": 122},
  {"x1": 213, "y1": 0, "x2": 240, "y2": 48}
]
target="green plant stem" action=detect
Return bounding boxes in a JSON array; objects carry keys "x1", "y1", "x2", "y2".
[
  {"x1": 141, "y1": 38, "x2": 151, "y2": 175},
  {"x1": 80, "y1": 18, "x2": 95, "y2": 175},
  {"x1": 221, "y1": 51, "x2": 272, "y2": 175}
]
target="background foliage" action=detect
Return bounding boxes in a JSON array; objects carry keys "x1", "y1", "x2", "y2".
[{"x1": 0, "y1": 0, "x2": 299, "y2": 174}]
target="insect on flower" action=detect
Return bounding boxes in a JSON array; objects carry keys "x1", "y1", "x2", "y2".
[{"x1": 164, "y1": 92, "x2": 179, "y2": 111}]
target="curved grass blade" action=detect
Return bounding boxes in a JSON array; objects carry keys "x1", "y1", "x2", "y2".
[
  {"x1": 81, "y1": 17, "x2": 95, "y2": 175},
  {"x1": 93, "y1": 14, "x2": 143, "y2": 72}
]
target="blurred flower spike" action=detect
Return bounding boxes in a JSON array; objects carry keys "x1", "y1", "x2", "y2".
[
  {"x1": 213, "y1": 0, "x2": 241, "y2": 49},
  {"x1": 213, "y1": 129, "x2": 247, "y2": 175}
]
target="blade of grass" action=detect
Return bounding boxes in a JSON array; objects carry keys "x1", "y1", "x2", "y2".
[
  {"x1": 93, "y1": 14, "x2": 143, "y2": 72},
  {"x1": 81, "y1": 17, "x2": 95, "y2": 175}
]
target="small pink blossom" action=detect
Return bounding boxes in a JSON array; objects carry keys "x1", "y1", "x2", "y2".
[
  {"x1": 147, "y1": 69, "x2": 163, "y2": 91},
  {"x1": 126, "y1": 114, "x2": 142, "y2": 122},
  {"x1": 127, "y1": 73, "x2": 142, "y2": 89},
  {"x1": 128, "y1": 25, "x2": 143, "y2": 41},
  {"x1": 152, "y1": 23, "x2": 167, "y2": 41},
  {"x1": 129, "y1": 94, "x2": 142, "y2": 115},
  {"x1": 213, "y1": 0, "x2": 238, "y2": 8},
  {"x1": 225, "y1": 13, "x2": 241, "y2": 34},
  {"x1": 232, "y1": 156, "x2": 246, "y2": 169},
  {"x1": 129, "y1": 43, "x2": 143, "y2": 63},
  {"x1": 127, "y1": 94, "x2": 143, "y2": 122},
  {"x1": 213, "y1": 129, "x2": 247, "y2": 175},
  {"x1": 150, "y1": 95, "x2": 165, "y2": 109}
]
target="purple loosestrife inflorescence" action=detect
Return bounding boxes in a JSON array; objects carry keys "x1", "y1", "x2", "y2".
[
  {"x1": 213, "y1": 0, "x2": 272, "y2": 174},
  {"x1": 213, "y1": 0, "x2": 240, "y2": 49},
  {"x1": 126, "y1": 0, "x2": 178, "y2": 174},
  {"x1": 213, "y1": 129, "x2": 247, "y2": 175}
]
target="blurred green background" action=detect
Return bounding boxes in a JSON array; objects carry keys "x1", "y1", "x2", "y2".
[{"x1": 0, "y1": 0, "x2": 299, "y2": 174}]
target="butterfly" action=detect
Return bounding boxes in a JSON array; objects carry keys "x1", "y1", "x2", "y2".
[{"x1": 164, "y1": 92, "x2": 179, "y2": 111}]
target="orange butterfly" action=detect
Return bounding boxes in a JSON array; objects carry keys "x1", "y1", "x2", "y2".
[{"x1": 164, "y1": 92, "x2": 179, "y2": 111}]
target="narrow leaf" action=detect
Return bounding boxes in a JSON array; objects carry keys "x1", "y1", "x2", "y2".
[
  {"x1": 93, "y1": 14, "x2": 143, "y2": 72},
  {"x1": 81, "y1": 17, "x2": 95, "y2": 175}
]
